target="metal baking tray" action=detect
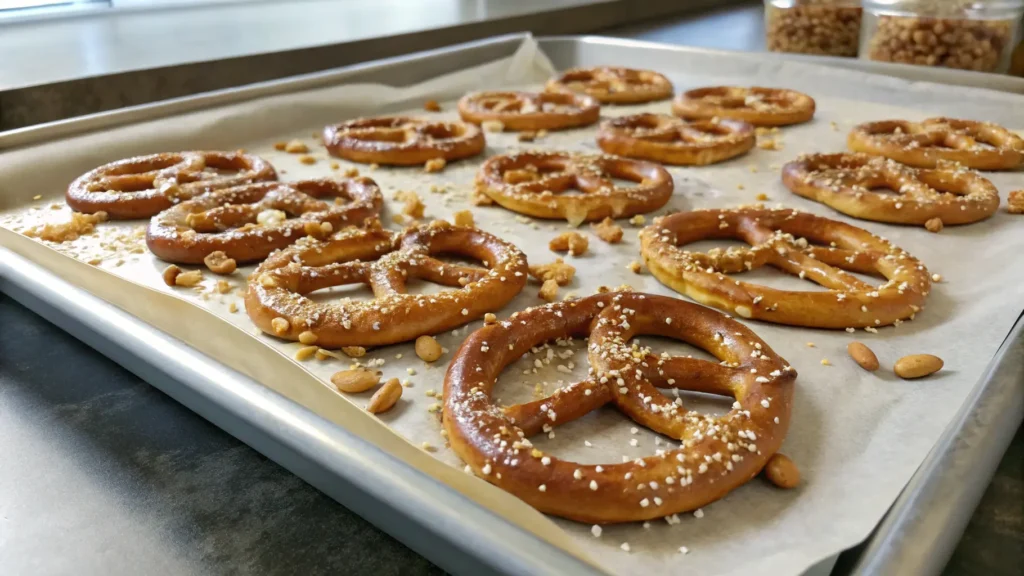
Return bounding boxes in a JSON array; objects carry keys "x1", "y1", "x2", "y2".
[{"x1": 1, "y1": 33, "x2": 1022, "y2": 576}]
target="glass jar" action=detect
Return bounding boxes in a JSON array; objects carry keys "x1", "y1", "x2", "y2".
[
  {"x1": 765, "y1": 0, "x2": 864, "y2": 57},
  {"x1": 861, "y1": 0, "x2": 1024, "y2": 73}
]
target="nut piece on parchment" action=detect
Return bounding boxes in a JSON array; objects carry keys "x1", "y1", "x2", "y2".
[
  {"x1": 203, "y1": 251, "x2": 237, "y2": 275},
  {"x1": 847, "y1": 341, "x2": 880, "y2": 371},
  {"x1": 162, "y1": 264, "x2": 182, "y2": 286},
  {"x1": 590, "y1": 217, "x2": 624, "y2": 244},
  {"x1": 331, "y1": 367, "x2": 381, "y2": 393},
  {"x1": 549, "y1": 231, "x2": 589, "y2": 256},
  {"x1": 174, "y1": 269, "x2": 203, "y2": 287},
  {"x1": 763, "y1": 453, "x2": 801, "y2": 488},
  {"x1": 529, "y1": 258, "x2": 576, "y2": 286},
  {"x1": 423, "y1": 100, "x2": 442, "y2": 112},
  {"x1": 766, "y1": 3, "x2": 862, "y2": 57},
  {"x1": 867, "y1": 14, "x2": 1014, "y2": 72},
  {"x1": 894, "y1": 354, "x2": 944, "y2": 379},
  {"x1": 23, "y1": 211, "x2": 108, "y2": 243},
  {"x1": 415, "y1": 335, "x2": 444, "y2": 363},
  {"x1": 538, "y1": 279, "x2": 560, "y2": 302},
  {"x1": 367, "y1": 378, "x2": 403, "y2": 413},
  {"x1": 1008, "y1": 190, "x2": 1024, "y2": 214},
  {"x1": 452, "y1": 210, "x2": 475, "y2": 227},
  {"x1": 924, "y1": 217, "x2": 944, "y2": 233}
]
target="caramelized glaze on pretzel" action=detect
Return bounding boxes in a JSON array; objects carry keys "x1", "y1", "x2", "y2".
[
  {"x1": 457, "y1": 91, "x2": 600, "y2": 132},
  {"x1": 545, "y1": 67, "x2": 674, "y2": 104},
  {"x1": 672, "y1": 87, "x2": 815, "y2": 127},
  {"x1": 596, "y1": 113, "x2": 755, "y2": 166},
  {"x1": 147, "y1": 178, "x2": 383, "y2": 264},
  {"x1": 475, "y1": 151, "x2": 673, "y2": 226},
  {"x1": 444, "y1": 291, "x2": 796, "y2": 523},
  {"x1": 782, "y1": 153, "x2": 999, "y2": 226},
  {"x1": 847, "y1": 118, "x2": 1024, "y2": 170},
  {"x1": 246, "y1": 220, "x2": 528, "y2": 347},
  {"x1": 66, "y1": 151, "x2": 277, "y2": 219},
  {"x1": 640, "y1": 208, "x2": 931, "y2": 329},
  {"x1": 322, "y1": 116, "x2": 485, "y2": 165}
]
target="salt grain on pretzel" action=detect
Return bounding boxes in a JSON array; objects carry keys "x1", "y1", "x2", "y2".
[
  {"x1": 848, "y1": 118, "x2": 1024, "y2": 171},
  {"x1": 545, "y1": 67, "x2": 674, "y2": 104},
  {"x1": 444, "y1": 291, "x2": 796, "y2": 523},
  {"x1": 458, "y1": 91, "x2": 600, "y2": 132},
  {"x1": 672, "y1": 87, "x2": 815, "y2": 127},
  {"x1": 596, "y1": 113, "x2": 755, "y2": 166},
  {"x1": 322, "y1": 116, "x2": 485, "y2": 166}
]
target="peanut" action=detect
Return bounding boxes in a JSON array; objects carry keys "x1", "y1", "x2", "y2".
[
  {"x1": 270, "y1": 317, "x2": 290, "y2": 335},
  {"x1": 867, "y1": 14, "x2": 1013, "y2": 73},
  {"x1": 162, "y1": 264, "x2": 182, "y2": 286},
  {"x1": 203, "y1": 251, "x2": 237, "y2": 275},
  {"x1": 423, "y1": 100, "x2": 442, "y2": 112},
  {"x1": 549, "y1": 231, "x2": 589, "y2": 256},
  {"x1": 174, "y1": 269, "x2": 204, "y2": 287},
  {"x1": 367, "y1": 378, "x2": 403, "y2": 413},
  {"x1": 452, "y1": 210, "x2": 475, "y2": 227},
  {"x1": 847, "y1": 341, "x2": 880, "y2": 371},
  {"x1": 341, "y1": 346, "x2": 366, "y2": 358},
  {"x1": 894, "y1": 354, "x2": 943, "y2": 379},
  {"x1": 925, "y1": 217, "x2": 944, "y2": 233},
  {"x1": 284, "y1": 139, "x2": 309, "y2": 154},
  {"x1": 538, "y1": 279, "x2": 560, "y2": 302},
  {"x1": 529, "y1": 258, "x2": 575, "y2": 286},
  {"x1": 331, "y1": 367, "x2": 381, "y2": 393},
  {"x1": 298, "y1": 331, "x2": 319, "y2": 345},
  {"x1": 766, "y1": 4, "x2": 862, "y2": 57},
  {"x1": 415, "y1": 335, "x2": 443, "y2": 363},
  {"x1": 764, "y1": 453, "x2": 800, "y2": 489},
  {"x1": 590, "y1": 217, "x2": 623, "y2": 244},
  {"x1": 1008, "y1": 190, "x2": 1024, "y2": 214},
  {"x1": 424, "y1": 158, "x2": 446, "y2": 173}
]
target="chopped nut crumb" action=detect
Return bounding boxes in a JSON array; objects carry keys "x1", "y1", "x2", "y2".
[
  {"x1": 274, "y1": 142, "x2": 288, "y2": 151},
  {"x1": 298, "y1": 330, "x2": 318, "y2": 345},
  {"x1": 343, "y1": 167, "x2": 360, "y2": 178},
  {"x1": 284, "y1": 140, "x2": 309, "y2": 154},
  {"x1": 518, "y1": 131, "x2": 536, "y2": 142},
  {"x1": 538, "y1": 279, "x2": 560, "y2": 302},
  {"x1": 529, "y1": 258, "x2": 575, "y2": 286},
  {"x1": 925, "y1": 217, "x2": 944, "y2": 233},
  {"x1": 484, "y1": 313, "x2": 498, "y2": 324},
  {"x1": 590, "y1": 217, "x2": 623, "y2": 243},
  {"x1": 549, "y1": 231, "x2": 589, "y2": 256},
  {"x1": 1007, "y1": 190, "x2": 1023, "y2": 214},
  {"x1": 482, "y1": 120, "x2": 505, "y2": 133},
  {"x1": 298, "y1": 155, "x2": 317, "y2": 165},
  {"x1": 294, "y1": 345, "x2": 318, "y2": 361},
  {"x1": 228, "y1": 302, "x2": 238, "y2": 313},
  {"x1": 415, "y1": 335, "x2": 443, "y2": 363},
  {"x1": 424, "y1": 158, "x2": 446, "y2": 173},
  {"x1": 342, "y1": 346, "x2": 366, "y2": 358},
  {"x1": 756, "y1": 193, "x2": 769, "y2": 201},
  {"x1": 216, "y1": 280, "x2": 232, "y2": 294},
  {"x1": 174, "y1": 269, "x2": 203, "y2": 287},
  {"x1": 423, "y1": 100, "x2": 442, "y2": 112},
  {"x1": 627, "y1": 261, "x2": 643, "y2": 274},
  {"x1": 329, "y1": 161, "x2": 340, "y2": 170},
  {"x1": 271, "y1": 317, "x2": 290, "y2": 335},
  {"x1": 24, "y1": 211, "x2": 107, "y2": 243},
  {"x1": 629, "y1": 215, "x2": 646, "y2": 226},
  {"x1": 401, "y1": 193, "x2": 426, "y2": 219},
  {"x1": 452, "y1": 210, "x2": 475, "y2": 227},
  {"x1": 821, "y1": 358, "x2": 832, "y2": 366},
  {"x1": 203, "y1": 251, "x2": 237, "y2": 275}
]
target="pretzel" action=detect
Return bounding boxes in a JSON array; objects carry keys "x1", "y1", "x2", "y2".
[
  {"x1": 246, "y1": 220, "x2": 528, "y2": 347},
  {"x1": 640, "y1": 208, "x2": 931, "y2": 329},
  {"x1": 596, "y1": 113, "x2": 755, "y2": 166},
  {"x1": 322, "y1": 116, "x2": 485, "y2": 165},
  {"x1": 457, "y1": 91, "x2": 600, "y2": 132},
  {"x1": 847, "y1": 118, "x2": 1024, "y2": 170},
  {"x1": 66, "y1": 151, "x2": 276, "y2": 219},
  {"x1": 545, "y1": 67, "x2": 673, "y2": 104},
  {"x1": 672, "y1": 87, "x2": 815, "y2": 127},
  {"x1": 147, "y1": 178, "x2": 383, "y2": 264},
  {"x1": 782, "y1": 153, "x2": 999, "y2": 226},
  {"x1": 475, "y1": 151, "x2": 673, "y2": 226},
  {"x1": 444, "y1": 291, "x2": 796, "y2": 523}
]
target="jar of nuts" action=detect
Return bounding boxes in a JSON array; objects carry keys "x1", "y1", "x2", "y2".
[
  {"x1": 861, "y1": 0, "x2": 1024, "y2": 73},
  {"x1": 765, "y1": 0, "x2": 864, "y2": 57}
]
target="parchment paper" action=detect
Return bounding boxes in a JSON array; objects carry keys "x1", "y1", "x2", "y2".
[{"x1": 2, "y1": 37, "x2": 1024, "y2": 576}]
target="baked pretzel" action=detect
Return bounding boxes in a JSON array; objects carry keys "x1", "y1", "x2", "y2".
[
  {"x1": 545, "y1": 67, "x2": 673, "y2": 104},
  {"x1": 475, "y1": 151, "x2": 673, "y2": 226},
  {"x1": 596, "y1": 113, "x2": 755, "y2": 166},
  {"x1": 147, "y1": 178, "x2": 383, "y2": 264},
  {"x1": 66, "y1": 151, "x2": 276, "y2": 219},
  {"x1": 457, "y1": 91, "x2": 600, "y2": 132},
  {"x1": 847, "y1": 118, "x2": 1024, "y2": 170},
  {"x1": 782, "y1": 153, "x2": 999, "y2": 226},
  {"x1": 640, "y1": 208, "x2": 931, "y2": 329},
  {"x1": 445, "y1": 291, "x2": 796, "y2": 524},
  {"x1": 672, "y1": 87, "x2": 815, "y2": 127},
  {"x1": 246, "y1": 220, "x2": 528, "y2": 347},
  {"x1": 322, "y1": 116, "x2": 485, "y2": 165}
]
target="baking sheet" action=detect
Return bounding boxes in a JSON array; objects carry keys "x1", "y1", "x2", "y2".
[{"x1": 2, "y1": 36, "x2": 1024, "y2": 576}]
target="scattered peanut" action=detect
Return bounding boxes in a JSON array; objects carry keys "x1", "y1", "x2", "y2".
[
  {"x1": 847, "y1": 341, "x2": 880, "y2": 371},
  {"x1": 590, "y1": 217, "x2": 623, "y2": 244},
  {"x1": 529, "y1": 258, "x2": 575, "y2": 285},
  {"x1": 216, "y1": 280, "x2": 232, "y2": 294},
  {"x1": 1008, "y1": 190, "x2": 1024, "y2": 214},
  {"x1": 763, "y1": 453, "x2": 800, "y2": 488},
  {"x1": 539, "y1": 279, "x2": 560, "y2": 302},
  {"x1": 294, "y1": 345, "x2": 318, "y2": 361},
  {"x1": 203, "y1": 251, "x2": 237, "y2": 274},
  {"x1": 284, "y1": 139, "x2": 309, "y2": 154},
  {"x1": 629, "y1": 215, "x2": 646, "y2": 226},
  {"x1": 402, "y1": 193, "x2": 426, "y2": 219},
  {"x1": 482, "y1": 120, "x2": 505, "y2": 133},
  {"x1": 766, "y1": 4, "x2": 862, "y2": 57},
  {"x1": 627, "y1": 261, "x2": 643, "y2": 274},
  {"x1": 453, "y1": 210, "x2": 475, "y2": 227},
  {"x1": 331, "y1": 367, "x2": 381, "y2": 393},
  {"x1": 367, "y1": 378, "x2": 403, "y2": 414},
  {"x1": 894, "y1": 354, "x2": 943, "y2": 379},
  {"x1": 867, "y1": 14, "x2": 1013, "y2": 72},
  {"x1": 342, "y1": 346, "x2": 367, "y2": 358},
  {"x1": 273, "y1": 142, "x2": 288, "y2": 151},
  {"x1": 298, "y1": 330, "x2": 319, "y2": 345},
  {"x1": 343, "y1": 167, "x2": 360, "y2": 178},
  {"x1": 484, "y1": 313, "x2": 498, "y2": 324},
  {"x1": 518, "y1": 131, "x2": 537, "y2": 142},
  {"x1": 424, "y1": 158, "x2": 446, "y2": 173},
  {"x1": 271, "y1": 317, "x2": 290, "y2": 335},
  {"x1": 415, "y1": 335, "x2": 444, "y2": 363},
  {"x1": 925, "y1": 217, "x2": 944, "y2": 233},
  {"x1": 298, "y1": 155, "x2": 317, "y2": 165},
  {"x1": 174, "y1": 269, "x2": 204, "y2": 287},
  {"x1": 549, "y1": 231, "x2": 589, "y2": 256},
  {"x1": 423, "y1": 100, "x2": 442, "y2": 112},
  {"x1": 162, "y1": 264, "x2": 182, "y2": 286}
]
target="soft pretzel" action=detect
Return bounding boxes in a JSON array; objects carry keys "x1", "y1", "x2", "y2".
[
  {"x1": 246, "y1": 220, "x2": 528, "y2": 347},
  {"x1": 445, "y1": 291, "x2": 796, "y2": 524},
  {"x1": 545, "y1": 67, "x2": 673, "y2": 104},
  {"x1": 596, "y1": 113, "x2": 755, "y2": 166},
  {"x1": 847, "y1": 118, "x2": 1024, "y2": 170},
  {"x1": 147, "y1": 178, "x2": 383, "y2": 264},
  {"x1": 672, "y1": 87, "x2": 815, "y2": 127},
  {"x1": 475, "y1": 151, "x2": 673, "y2": 226},
  {"x1": 782, "y1": 153, "x2": 999, "y2": 226},
  {"x1": 66, "y1": 151, "x2": 276, "y2": 219},
  {"x1": 457, "y1": 91, "x2": 600, "y2": 132},
  {"x1": 640, "y1": 208, "x2": 931, "y2": 329},
  {"x1": 322, "y1": 116, "x2": 485, "y2": 165}
]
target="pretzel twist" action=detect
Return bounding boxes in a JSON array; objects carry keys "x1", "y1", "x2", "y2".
[
  {"x1": 545, "y1": 67, "x2": 674, "y2": 104},
  {"x1": 457, "y1": 91, "x2": 600, "y2": 132},
  {"x1": 66, "y1": 151, "x2": 276, "y2": 219},
  {"x1": 445, "y1": 291, "x2": 796, "y2": 524},
  {"x1": 596, "y1": 113, "x2": 755, "y2": 166},
  {"x1": 640, "y1": 208, "x2": 931, "y2": 329},
  {"x1": 672, "y1": 87, "x2": 815, "y2": 127},
  {"x1": 322, "y1": 116, "x2": 485, "y2": 165},
  {"x1": 847, "y1": 118, "x2": 1024, "y2": 170}
]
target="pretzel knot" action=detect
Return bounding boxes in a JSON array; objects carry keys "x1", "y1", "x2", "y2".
[
  {"x1": 245, "y1": 220, "x2": 528, "y2": 347},
  {"x1": 457, "y1": 91, "x2": 600, "y2": 132},
  {"x1": 545, "y1": 67, "x2": 674, "y2": 104},
  {"x1": 782, "y1": 153, "x2": 999, "y2": 226},
  {"x1": 444, "y1": 291, "x2": 796, "y2": 524},
  {"x1": 847, "y1": 117, "x2": 1024, "y2": 170},
  {"x1": 596, "y1": 113, "x2": 755, "y2": 166},
  {"x1": 672, "y1": 86, "x2": 815, "y2": 127},
  {"x1": 640, "y1": 208, "x2": 932, "y2": 329},
  {"x1": 475, "y1": 151, "x2": 673, "y2": 226},
  {"x1": 66, "y1": 151, "x2": 277, "y2": 219},
  {"x1": 146, "y1": 178, "x2": 383, "y2": 264},
  {"x1": 322, "y1": 116, "x2": 485, "y2": 166}
]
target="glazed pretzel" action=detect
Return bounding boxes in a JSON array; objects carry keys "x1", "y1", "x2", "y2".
[
  {"x1": 672, "y1": 87, "x2": 815, "y2": 127},
  {"x1": 246, "y1": 220, "x2": 528, "y2": 347},
  {"x1": 596, "y1": 113, "x2": 755, "y2": 166},
  {"x1": 457, "y1": 91, "x2": 600, "y2": 132},
  {"x1": 640, "y1": 208, "x2": 931, "y2": 329},
  {"x1": 782, "y1": 153, "x2": 999, "y2": 226},
  {"x1": 146, "y1": 178, "x2": 383, "y2": 264},
  {"x1": 475, "y1": 151, "x2": 673, "y2": 226},
  {"x1": 322, "y1": 116, "x2": 485, "y2": 165},
  {"x1": 848, "y1": 118, "x2": 1024, "y2": 170},
  {"x1": 545, "y1": 67, "x2": 674, "y2": 104},
  {"x1": 66, "y1": 151, "x2": 276, "y2": 219},
  {"x1": 445, "y1": 291, "x2": 796, "y2": 524}
]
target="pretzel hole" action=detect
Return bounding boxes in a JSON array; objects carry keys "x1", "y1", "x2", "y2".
[
  {"x1": 493, "y1": 338, "x2": 588, "y2": 407},
  {"x1": 404, "y1": 252, "x2": 489, "y2": 295},
  {"x1": 197, "y1": 155, "x2": 254, "y2": 176},
  {"x1": 306, "y1": 283, "x2": 377, "y2": 304}
]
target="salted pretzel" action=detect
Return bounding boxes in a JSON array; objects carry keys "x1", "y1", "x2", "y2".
[
  {"x1": 445, "y1": 291, "x2": 796, "y2": 523},
  {"x1": 66, "y1": 151, "x2": 276, "y2": 219},
  {"x1": 475, "y1": 151, "x2": 673, "y2": 226},
  {"x1": 848, "y1": 118, "x2": 1024, "y2": 170},
  {"x1": 147, "y1": 178, "x2": 383, "y2": 264},
  {"x1": 640, "y1": 208, "x2": 931, "y2": 329},
  {"x1": 457, "y1": 91, "x2": 600, "y2": 132},
  {"x1": 672, "y1": 87, "x2": 815, "y2": 127},
  {"x1": 322, "y1": 116, "x2": 485, "y2": 165},
  {"x1": 545, "y1": 67, "x2": 674, "y2": 104},
  {"x1": 246, "y1": 220, "x2": 528, "y2": 347},
  {"x1": 782, "y1": 153, "x2": 999, "y2": 226},
  {"x1": 596, "y1": 113, "x2": 755, "y2": 166}
]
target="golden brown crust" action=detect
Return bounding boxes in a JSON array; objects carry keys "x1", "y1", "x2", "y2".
[
  {"x1": 457, "y1": 91, "x2": 600, "y2": 132},
  {"x1": 322, "y1": 116, "x2": 485, "y2": 165},
  {"x1": 847, "y1": 118, "x2": 1024, "y2": 170},
  {"x1": 596, "y1": 113, "x2": 755, "y2": 166},
  {"x1": 545, "y1": 67, "x2": 673, "y2": 104},
  {"x1": 672, "y1": 87, "x2": 815, "y2": 127}
]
